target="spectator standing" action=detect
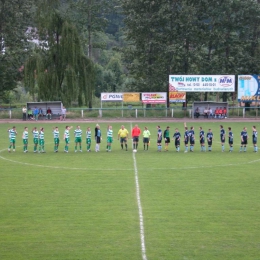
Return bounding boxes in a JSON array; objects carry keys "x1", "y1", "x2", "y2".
[
  {"x1": 61, "y1": 106, "x2": 66, "y2": 121},
  {"x1": 38, "y1": 108, "x2": 44, "y2": 118},
  {"x1": 22, "y1": 106, "x2": 27, "y2": 121},
  {"x1": 33, "y1": 107, "x2": 39, "y2": 121}
]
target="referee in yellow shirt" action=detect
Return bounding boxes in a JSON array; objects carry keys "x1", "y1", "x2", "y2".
[{"x1": 118, "y1": 125, "x2": 129, "y2": 151}]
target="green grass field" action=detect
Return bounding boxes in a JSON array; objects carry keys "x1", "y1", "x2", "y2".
[{"x1": 0, "y1": 121, "x2": 260, "y2": 260}]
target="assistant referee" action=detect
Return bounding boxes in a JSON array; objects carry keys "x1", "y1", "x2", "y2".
[{"x1": 118, "y1": 125, "x2": 129, "y2": 151}]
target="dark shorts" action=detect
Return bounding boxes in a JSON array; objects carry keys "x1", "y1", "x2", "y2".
[
  {"x1": 200, "y1": 138, "x2": 205, "y2": 144},
  {"x1": 143, "y1": 137, "x2": 149, "y2": 144},
  {"x1": 175, "y1": 140, "x2": 180, "y2": 146},
  {"x1": 164, "y1": 137, "x2": 170, "y2": 144},
  {"x1": 190, "y1": 139, "x2": 195, "y2": 145},
  {"x1": 96, "y1": 136, "x2": 101, "y2": 144},
  {"x1": 120, "y1": 137, "x2": 127, "y2": 143},
  {"x1": 184, "y1": 139, "x2": 189, "y2": 145},
  {"x1": 208, "y1": 141, "x2": 212, "y2": 146},
  {"x1": 253, "y1": 138, "x2": 257, "y2": 144},
  {"x1": 221, "y1": 137, "x2": 225, "y2": 143},
  {"x1": 241, "y1": 140, "x2": 247, "y2": 145},
  {"x1": 133, "y1": 136, "x2": 139, "y2": 142},
  {"x1": 157, "y1": 139, "x2": 162, "y2": 144}
]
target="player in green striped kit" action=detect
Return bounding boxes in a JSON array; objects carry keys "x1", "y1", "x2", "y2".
[
  {"x1": 39, "y1": 127, "x2": 45, "y2": 153},
  {"x1": 53, "y1": 126, "x2": 59, "y2": 152},
  {"x1": 74, "y1": 125, "x2": 82, "y2": 152},
  {"x1": 86, "y1": 127, "x2": 91, "y2": 152},
  {"x1": 8, "y1": 126, "x2": 17, "y2": 152},
  {"x1": 106, "y1": 125, "x2": 113, "y2": 152},
  {"x1": 64, "y1": 126, "x2": 73, "y2": 153},
  {"x1": 32, "y1": 127, "x2": 39, "y2": 153},
  {"x1": 22, "y1": 127, "x2": 29, "y2": 152}
]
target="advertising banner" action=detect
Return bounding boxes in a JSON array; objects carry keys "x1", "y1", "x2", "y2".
[
  {"x1": 169, "y1": 92, "x2": 186, "y2": 103},
  {"x1": 123, "y1": 93, "x2": 140, "y2": 102},
  {"x1": 238, "y1": 75, "x2": 260, "y2": 102},
  {"x1": 101, "y1": 93, "x2": 123, "y2": 101},
  {"x1": 169, "y1": 75, "x2": 235, "y2": 92},
  {"x1": 141, "y1": 92, "x2": 167, "y2": 103}
]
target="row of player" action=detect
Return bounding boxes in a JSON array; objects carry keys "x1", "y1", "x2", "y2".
[{"x1": 6, "y1": 124, "x2": 258, "y2": 153}]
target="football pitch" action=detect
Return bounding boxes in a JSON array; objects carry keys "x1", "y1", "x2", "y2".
[{"x1": 0, "y1": 121, "x2": 260, "y2": 260}]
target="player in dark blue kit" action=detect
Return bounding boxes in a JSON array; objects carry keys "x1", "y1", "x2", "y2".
[
  {"x1": 157, "y1": 125, "x2": 162, "y2": 152},
  {"x1": 199, "y1": 127, "x2": 206, "y2": 152},
  {"x1": 173, "y1": 128, "x2": 181, "y2": 152},
  {"x1": 189, "y1": 126, "x2": 195, "y2": 152},
  {"x1": 220, "y1": 125, "x2": 225, "y2": 152},
  {"x1": 252, "y1": 126, "x2": 258, "y2": 152},
  {"x1": 184, "y1": 126, "x2": 189, "y2": 153},
  {"x1": 206, "y1": 129, "x2": 213, "y2": 151},
  {"x1": 240, "y1": 127, "x2": 248, "y2": 152},
  {"x1": 228, "y1": 127, "x2": 234, "y2": 152}
]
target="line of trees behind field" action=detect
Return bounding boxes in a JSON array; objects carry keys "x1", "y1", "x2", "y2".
[{"x1": 1, "y1": 0, "x2": 260, "y2": 107}]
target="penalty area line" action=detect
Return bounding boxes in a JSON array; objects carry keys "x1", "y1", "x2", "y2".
[{"x1": 130, "y1": 123, "x2": 147, "y2": 260}]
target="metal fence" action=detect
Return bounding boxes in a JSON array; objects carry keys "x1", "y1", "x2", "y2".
[{"x1": 1, "y1": 107, "x2": 260, "y2": 119}]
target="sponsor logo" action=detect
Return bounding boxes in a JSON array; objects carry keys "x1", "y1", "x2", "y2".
[
  {"x1": 108, "y1": 94, "x2": 122, "y2": 99},
  {"x1": 143, "y1": 93, "x2": 165, "y2": 99},
  {"x1": 218, "y1": 76, "x2": 233, "y2": 87},
  {"x1": 169, "y1": 93, "x2": 186, "y2": 99},
  {"x1": 239, "y1": 76, "x2": 252, "y2": 80},
  {"x1": 169, "y1": 83, "x2": 176, "y2": 91}
]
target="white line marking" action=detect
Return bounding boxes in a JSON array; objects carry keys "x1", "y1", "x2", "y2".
[
  {"x1": 130, "y1": 123, "x2": 147, "y2": 260},
  {"x1": 0, "y1": 147, "x2": 260, "y2": 172}
]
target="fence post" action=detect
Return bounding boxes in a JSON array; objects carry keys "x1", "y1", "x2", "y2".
[
  {"x1": 243, "y1": 107, "x2": 245, "y2": 118},
  {"x1": 171, "y1": 109, "x2": 174, "y2": 118},
  {"x1": 135, "y1": 109, "x2": 137, "y2": 118},
  {"x1": 9, "y1": 109, "x2": 12, "y2": 119},
  {"x1": 81, "y1": 110, "x2": 83, "y2": 118}
]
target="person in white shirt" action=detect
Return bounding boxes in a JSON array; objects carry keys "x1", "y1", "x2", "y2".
[{"x1": 61, "y1": 106, "x2": 67, "y2": 121}]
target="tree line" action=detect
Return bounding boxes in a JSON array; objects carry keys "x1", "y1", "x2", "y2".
[{"x1": 1, "y1": 0, "x2": 260, "y2": 106}]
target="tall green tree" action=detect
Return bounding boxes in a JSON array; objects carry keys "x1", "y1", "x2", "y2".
[
  {"x1": 122, "y1": 0, "x2": 260, "y2": 103},
  {"x1": 0, "y1": 0, "x2": 35, "y2": 99},
  {"x1": 24, "y1": 9, "x2": 95, "y2": 106}
]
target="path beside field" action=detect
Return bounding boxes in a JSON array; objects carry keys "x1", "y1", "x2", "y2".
[{"x1": 0, "y1": 117, "x2": 260, "y2": 124}]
